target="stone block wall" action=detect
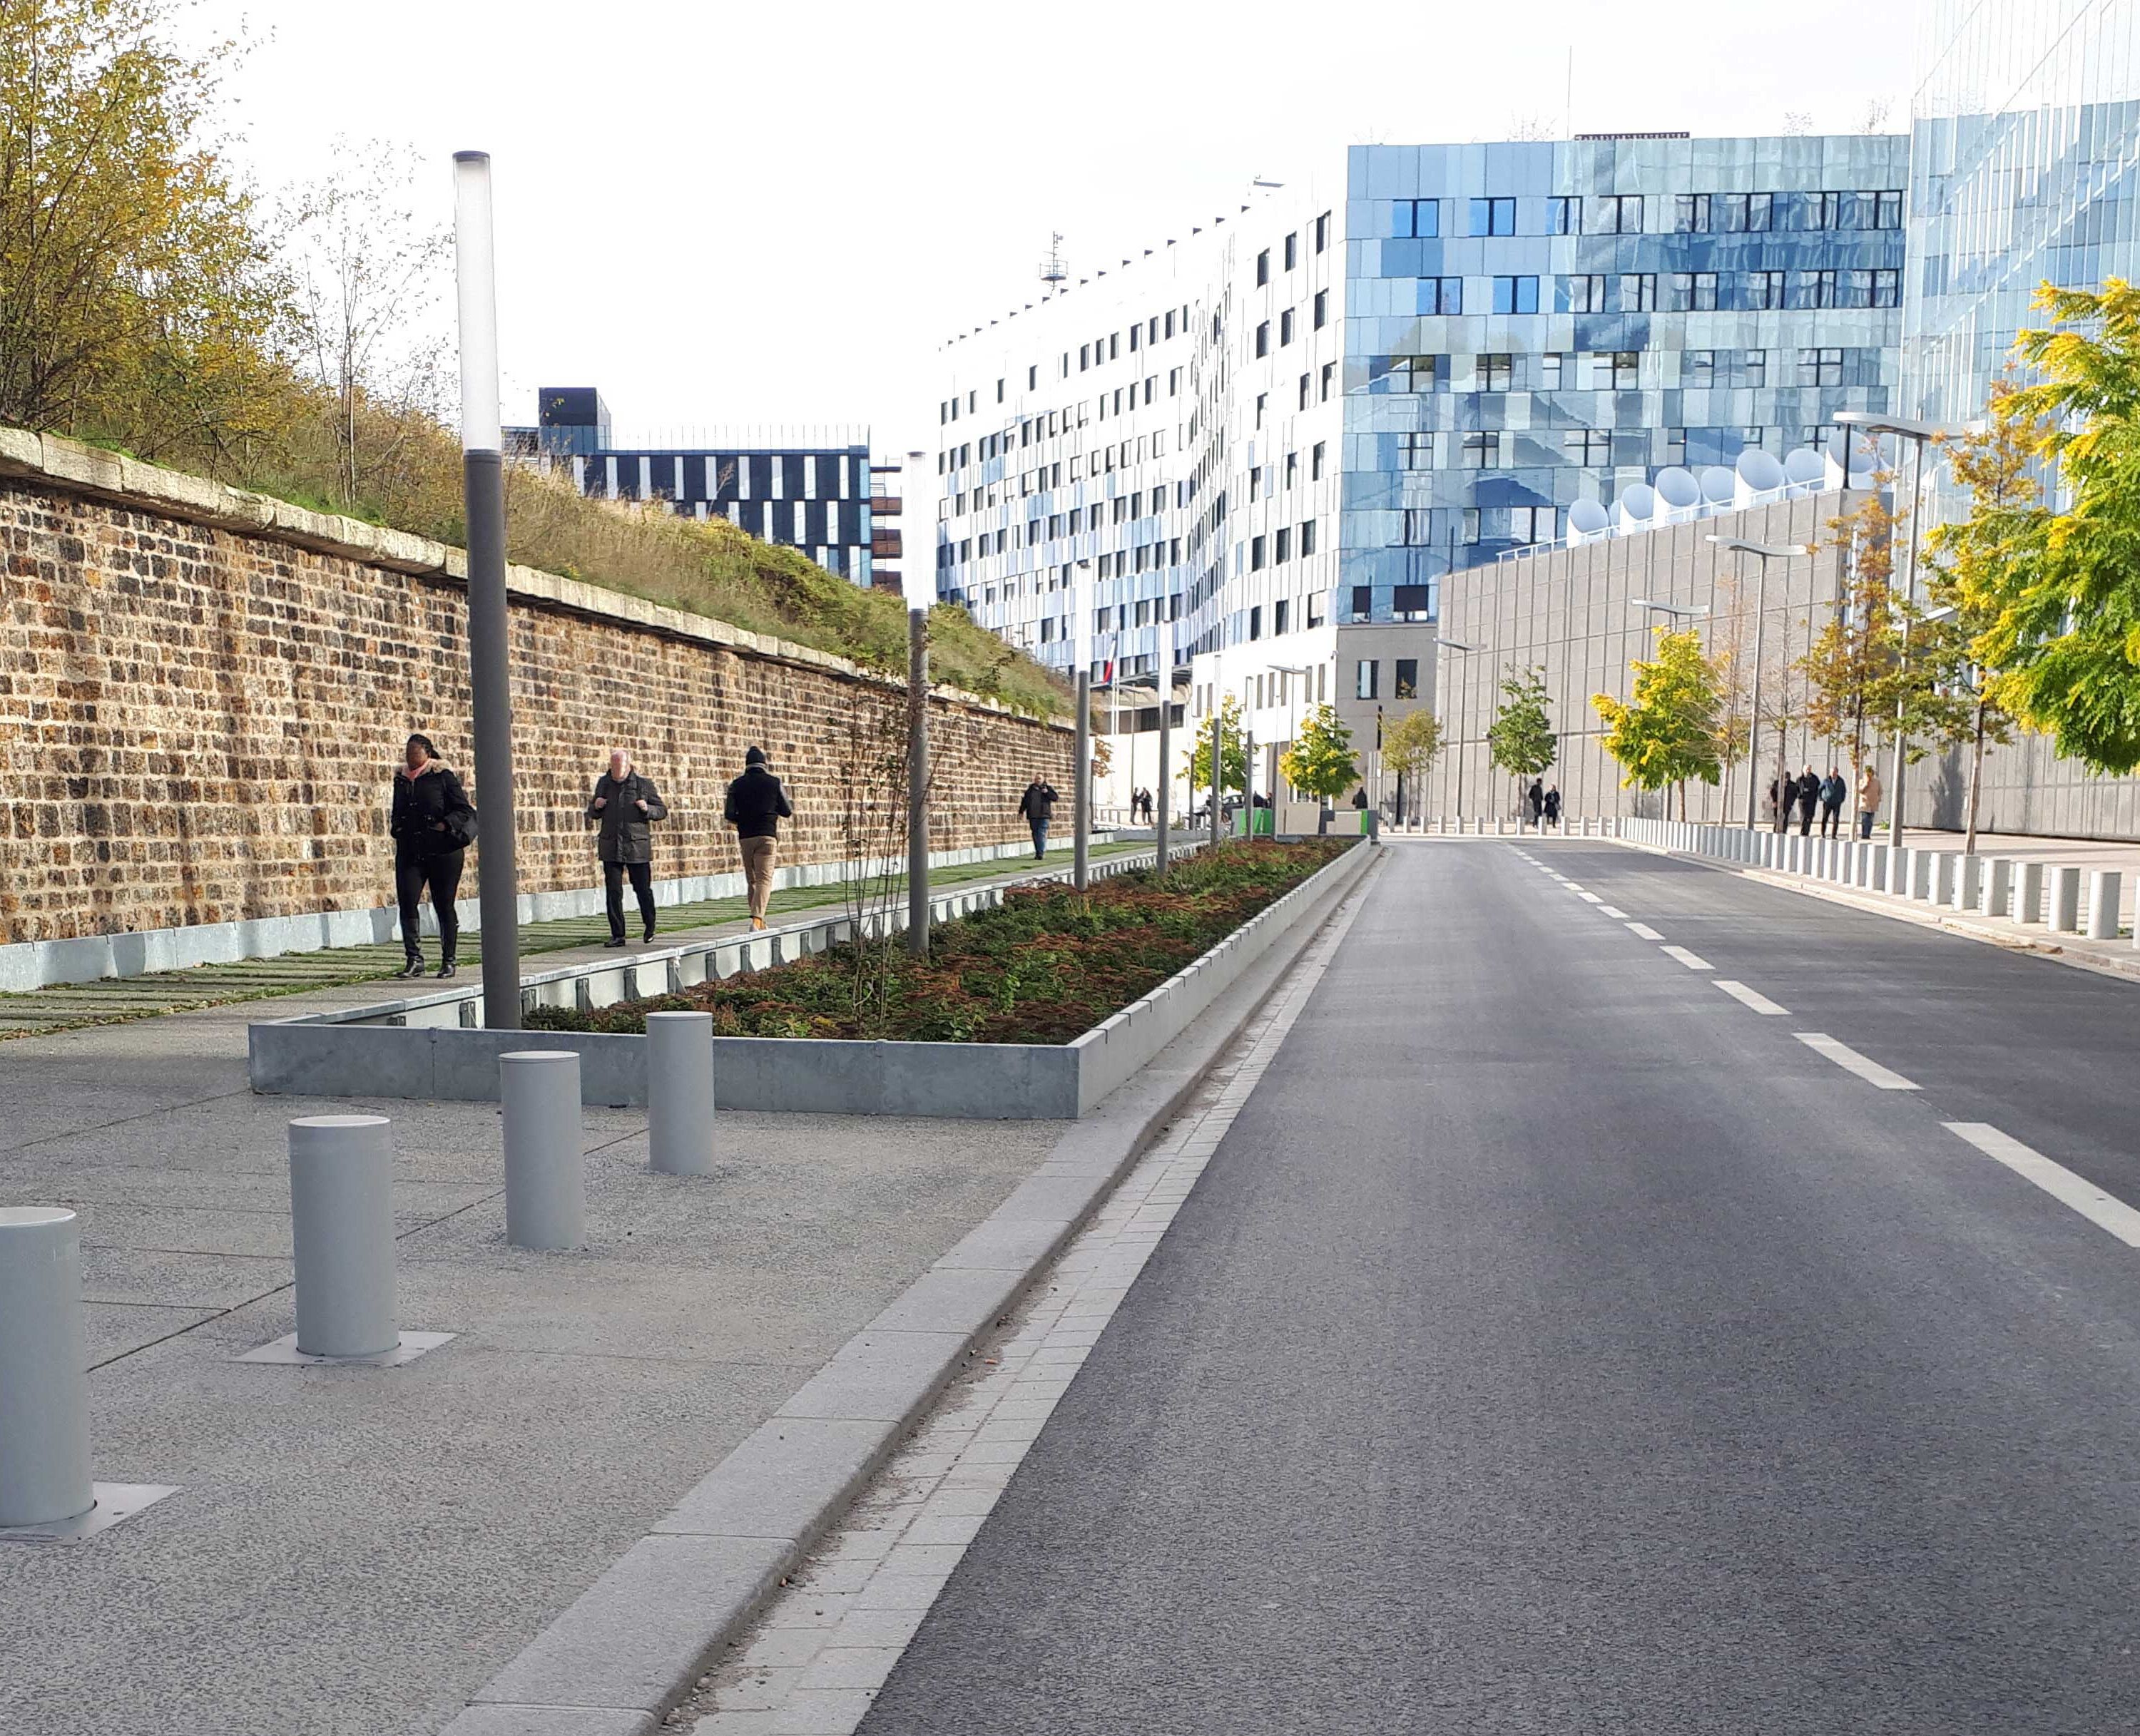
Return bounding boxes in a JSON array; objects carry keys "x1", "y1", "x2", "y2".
[{"x1": 0, "y1": 432, "x2": 1072, "y2": 947}]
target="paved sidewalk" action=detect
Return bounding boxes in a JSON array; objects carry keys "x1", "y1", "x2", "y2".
[{"x1": 0, "y1": 842, "x2": 1143, "y2": 1041}]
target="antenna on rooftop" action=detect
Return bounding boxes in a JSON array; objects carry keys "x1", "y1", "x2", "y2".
[{"x1": 1039, "y1": 233, "x2": 1068, "y2": 292}]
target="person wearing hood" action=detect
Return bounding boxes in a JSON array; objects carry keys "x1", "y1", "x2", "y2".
[
  {"x1": 388, "y1": 732, "x2": 476, "y2": 979},
  {"x1": 587, "y1": 746, "x2": 668, "y2": 947},
  {"x1": 725, "y1": 745, "x2": 793, "y2": 931}
]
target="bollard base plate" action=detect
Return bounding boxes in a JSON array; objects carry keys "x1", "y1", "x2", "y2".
[
  {"x1": 236, "y1": 1329, "x2": 455, "y2": 1367},
  {"x1": 0, "y1": 1482, "x2": 179, "y2": 1544}
]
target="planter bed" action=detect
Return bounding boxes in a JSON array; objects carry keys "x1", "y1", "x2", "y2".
[{"x1": 248, "y1": 839, "x2": 1372, "y2": 1118}]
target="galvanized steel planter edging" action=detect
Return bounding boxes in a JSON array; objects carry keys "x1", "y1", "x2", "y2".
[{"x1": 247, "y1": 839, "x2": 1372, "y2": 1119}]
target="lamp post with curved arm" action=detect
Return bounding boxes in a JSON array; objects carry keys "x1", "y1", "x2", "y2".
[{"x1": 1708, "y1": 536, "x2": 1813, "y2": 832}]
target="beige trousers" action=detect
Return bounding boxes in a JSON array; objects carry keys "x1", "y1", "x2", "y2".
[{"x1": 740, "y1": 834, "x2": 778, "y2": 921}]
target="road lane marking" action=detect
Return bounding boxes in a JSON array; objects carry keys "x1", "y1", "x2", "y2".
[
  {"x1": 1794, "y1": 1033, "x2": 1918, "y2": 1091},
  {"x1": 1626, "y1": 922, "x2": 1665, "y2": 941},
  {"x1": 1575, "y1": 891, "x2": 1604, "y2": 904},
  {"x1": 1944, "y1": 1123, "x2": 2140, "y2": 1248},
  {"x1": 1714, "y1": 979, "x2": 1789, "y2": 1015},
  {"x1": 1599, "y1": 904, "x2": 1629, "y2": 919},
  {"x1": 1659, "y1": 945, "x2": 1713, "y2": 971}
]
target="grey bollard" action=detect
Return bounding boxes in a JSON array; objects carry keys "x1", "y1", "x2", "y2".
[
  {"x1": 647, "y1": 1011, "x2": 718, "y2": 1177},
  {"x1": 2015, "y1": 859, "x2": 2046, "y2": 923},
  {"x1": 1954, "y1": 854, "x2": 1982, "y2": 912},
  {"x1": 1887, "y1": 847, "x2": 1911, "y2": 896},
  {"x1": 1909, "y1": 850, "x2": 1935, "y2": 901},
  {"x1": 2050, "y1": 863, "x2": 2083, "y2": 932},
  {"x1": 2088, "y1": 869, "x2": 2122, "y2": 941},
  {"x1": 1933, "y1": 852, "x2": 1959, "y2": 906},
  {"x1": 501, "y1": 1051, "x2": 586, "y2": 1250},
  {"x1": 0, "y1": 1207, "x2": 93, "y2": 1526},
  {"x1": 1982, "y1": 857, "x2": 2012, "y2": 916},
  {"x1": 289, "y1": 1115, "x2": 398, "y2": 1359}
]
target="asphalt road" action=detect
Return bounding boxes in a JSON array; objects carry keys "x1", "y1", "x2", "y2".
[{"x1": 857, "y1": 839, "x2": 2140, "y2": 1735}]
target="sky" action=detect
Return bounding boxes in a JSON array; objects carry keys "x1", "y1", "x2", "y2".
[{"x1": 190, "y1": 0, "x2": 1923, "y2": 454}]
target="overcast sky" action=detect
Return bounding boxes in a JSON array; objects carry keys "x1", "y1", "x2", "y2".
[{"x1": 195, "y1": 0, "x2": 1922, "y2": 454}]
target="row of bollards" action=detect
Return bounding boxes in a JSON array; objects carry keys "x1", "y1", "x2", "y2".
[{"x1": 0, "y1": 1012, "x2": 723, "y2": 1532}]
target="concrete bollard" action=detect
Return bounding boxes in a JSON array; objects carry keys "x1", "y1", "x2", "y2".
[
  {"x1": 2014, "y1": 859, "x2": 2046, "y2": 923},
  {"x1": 1981, "y1": 857, "x2": 2012, "y2": 916},
  {"x1": 647, "y1": 1011, "x2": 718, "y2": 1177},
  {"x1": 1953, "y1": 854, "x2": 1982, "y2": 912},
  {"x1": 288, "y1": 1115, "x2": 399, "y2": 1359},
  {"x1": 2050, "y1": 863, "x2": 2083, "y2": 932},
  {"x1": 500, "y1": 1051, "x2": 586, "y2": 1250},
  {"x1": 1887, "y1": 847, "x2": 1910, "y2": 897},
  {"x1": 1933, "y1": 852, "x2": 1959, "y2": 907},
  {"x1": 0, "y1": 1207, "x2": 94, "y2": 1527},
  {"x1": 2088, "y1": 869, "x2": 2122, "y2": 941}
]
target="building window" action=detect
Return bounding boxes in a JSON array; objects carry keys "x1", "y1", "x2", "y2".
[
  {"x1": 1255, "y1": 321, "x2": 1270, "y2": 357},
  {"x1": 1747, "y1": 270, "x2": 1786, "y2": 310},
  {"x1": 1597, "y1": 194, "x2": 1643, "y2": 234},
  {"x1": 1492, "y1": 275, "x2": 1539, "y2": 315},
  {"x1": 1402, "y1": 509, "x2": 1435, "y2": 545},
  {"x1": 1800, "y1": 270, "x2": 1840, "y2": 309},
  {"x1": 1255, "y1": 391, "x2": 1268, "y2": 427},
  {"x1": 1565, "y1": 427, "x2": 1613, "y2": 465},
  {"x1": 1621, "y1": 273, "x2": 1658, "y2": 312},
  {"x1": 1300, "y1": 519, "x2": 1318, "y2": 555},
  {"x1": 1460, "y1": 431, "x2": 1500, "y2": 469},
  {"x1": 1798, "y1": 347, "x2": 1844, "y2": 387},
  {"x1": 1394, "y1": 584, "x2": 1430, "y2": 620},
  {"x1": 1315, "y1": 211, "x2": 1331, "y2": 252},
  {"x1": 1666, "y1": 427, "x2": 1687, "y2": 465},
  {"x1": 1399, "y1": 431, "x2": 1435, "y2": 469},
  {"x1": 1168, "y1": 366, "x2": 1181, "y2": 394},
  {"x1": 1539, "y1": 352, "x2": 1566, "y2": 390},
  {"x1": 1683, "y1": 349, "x2": 1716, "y2": 386},
  {"x1": 1350, "y1": 584, "x2": 1372, "y2": 619},
  {"x1": 1280, "y1": 308, "x2": 1295, "y2": 345},
  {"x1": 1868, "y1": 189, "x2": 1903, "y2": 230},
  {"x1": 1356, "y1": 659, "x2": 1380, "y2": 699},
  {"x1": 1564, "y1": 274, "x2": 1606, "y2": 313},
  {"x1": 1393, "y1": 352, "x2": 1440, "y2": 391},
  {"x1": 1251, "y1": 535, "x2": 1267, "y2": 570},
  {"x1": 1670, "y1": 271, "x2": 1718, "y2": 311},
  {"x1": 1320, "y1": 362, "x2": 1335, "y2": 401},
  {"x1": 1548, "y1": 195, "x2": 1581, "y2": 235},
  {"x1": 1462, "y1": 507, "x2": 1481, "y2": 544},
  {"x1": 1512, "y1": 506, "x2": 1557, "y2": 543},
  {"x1": 1723, "y1": 192, "x2": 1774, "y2": 232},
  {"x1": 1805, "y1": 190, "x2": 1843, "y2": 230},
  {"x1": 1275, "y1": 527, "x2": 1293, "y2": 563},
  {"x1": 1395, "y1": 658, "x2": 1419, "y2": 699},
  {"x1": 1743, "y1": 347, "x2": 1768, "y2": 388},
  {"x1": 1396, "y1": 198, "x2": 1441, "y2": 239},
  {"x1": 1469, "y1": 196, "x2": 1515, "y2": 236},
  {"x1": 1299, "y1": 372, "x2": 1312, "y2": 410},
  {"x1": 1609, "y1": 350, "x2": 1639, "y2": 390},
  {"x1": 1311, "y1": 441, "x2": 1326, "y2": 481},
  {"x1": 1313, "y1": 289, "x2": 1328, "y2": 329},
  {"x1": 1477, "y1": 353, "x2": 1512, "y2": 392},
  {"x1": 1250, "y1": 605, "x2": 1263, "y2": 640},
  {"x1": 1675, "y1": 193, "x2": 1712, "y2": 233},
  {"x1": 1856, "y1": 267, "x2": 1900, "y2": 307},
  {"x1": 1256, "y1": 249, "x2": 1270, "y2": 286},
  {"x1": 1079, "y1": 343, "x2": 1090, "y2": 370},
  {"x1": 1423, "y1": 276, "x2": 1463, "y2": 315}
]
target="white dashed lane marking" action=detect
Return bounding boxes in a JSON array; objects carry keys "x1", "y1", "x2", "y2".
[
  {"x1": 1714, "y1": 979, "x2": 1789, "y2": 1015},
  {"x1": 1598, "y1": 904, "x2": 1629, "y2": 919},
  {"x1": 1659, "y1": 945, "x2": 1713, "y2": 971},
  {"x1": 1795, "y1": 1032, "x2": 1918, "y2": 1091},
  {"x1": 1575, "y1": 891, "x2": 1604, "y2": 904},
  {"x1": 1945, "y1": 1123, "x2": 2140, "y2": 1248},
  {"x1": 1626, "y1": 922, "x2": 1665, "y2": 941}
]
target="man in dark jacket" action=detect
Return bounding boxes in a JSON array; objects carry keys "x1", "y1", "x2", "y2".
[
  {"x1": 1818, "y1": 767, "x2": 1848, "y2": 839},
  {"x1": 725, "y1": 745, "x2": 793, "y2": 931},
  {"x1": 1017, "y1": 777, "x2": 1059, "y2": 859},
  {"x1": 588, "y1": 747, "x2": 668, "y2": 946},
  {"x1": 1795, "y1": 765, "x2": 1823, "y2": 837}
]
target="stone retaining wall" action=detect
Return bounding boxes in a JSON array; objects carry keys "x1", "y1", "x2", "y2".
[{"x1": 0, "y1": 429, "x2": 1071, "y2": 949}]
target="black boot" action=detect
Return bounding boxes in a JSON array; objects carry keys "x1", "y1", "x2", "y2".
[
  {"x1": 437, "y1": 959, "x2": 457, "y2": 979},
  {"x1": 397, "y1": 955, "x2": 426, "y2": 979}
]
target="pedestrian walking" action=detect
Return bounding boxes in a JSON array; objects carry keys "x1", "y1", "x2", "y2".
[
  {"x1": 587, "y1": 746, "x2": 668, "y2": 947},
  {"x1": 1018, "y1": 776, "x2": 1059, "y2": 860},
  {"x1": 724, "y1": 745, "x2": 793, "y2": 931},
  {"x1": 1818, "y1": 767, "x2": 1848, "y2": 839},
  {"x1": 1543, "y1": 785, "x2": 1562, "y2": 826},
  {"x1": 1794, "y1": 764, "x2": 1822, "y2": 837},
  {"x1": 1855, "y1": 762, "x2": 1883, "y2": 840},
  {"x1": 1141, "y1": 787, "x2": 1154, "y2": 824},
  {"x1": 1527, "y1": 779, "x2": 1544, "y2": 825},
  {"x1": 389, "y1": 732, "x2": 477, "y2": 979}
]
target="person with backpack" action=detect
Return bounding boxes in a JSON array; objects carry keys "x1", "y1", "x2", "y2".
[
  {"x1": 1018, "y1": 776, "x2": 1059, "y2": 859},
  {"x1": 389, "y1": 732, "x2": 476, "y2": 979},
  {"x1": 1818, "y1": 767, "x2": 1848, "y2": 839},
  {"x1": 724, "y1": 745, "x2": 793, "y2": 931},
  {"x1": 587, "y1": 746, "x2": 668, "y2": 947}
]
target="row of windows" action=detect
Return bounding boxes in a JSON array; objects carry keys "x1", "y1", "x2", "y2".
[
  {"x1": 1239, "y1": 601, "x2": 1330, "y2": 650},
  {"x1": 1353, "y1": 656, "x2": 1423, "y2": 699},
  {"x1": 937, "y1": 299, "x2": 1206, "y2": 424},
  {"x1": 1253, "y1": 213, "x2": 1336, "y2": 285},
  {"x1": 1400, "y1": 406, "x2": 1852, "y2": 475},
  {"x1": 1393, "y1": 266, "x2": 1898, "y2": 317},
  {"x1": 1246, "y1": 520, "x2": 1321, "y2": 570},
  {"x1": 1348, "y1": 586, "x2": 1435, "y2": 627},
  {"x1": 1392, "y1": 188, "x2": 1902, "y2": 239},
  {"x1": 1250, "y1": 290, "x2": 1332, "y2": 355},
  {"x1": 1377, "y1": 345, "x2": 1861, "y2": 394}
]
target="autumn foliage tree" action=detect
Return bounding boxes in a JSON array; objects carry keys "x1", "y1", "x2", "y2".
[{"x1": 1593, "y1": 627, "x2": 1724, "y2": 820}]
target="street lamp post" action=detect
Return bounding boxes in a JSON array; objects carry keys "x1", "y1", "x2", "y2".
[
  {"x1": 905, "y1": 603, "x2": 929, "y2": 957},
  {"x1": 1436, "y1": 638, "x2": 1482, "y2": 822},
  {"x1": 1629, "y1": 600, "x2": 1711, "y2": 824},
  {"x1": 1708, "y1": 537, "x2": 1813, "y2": 833},
  {"x1": 1836, "y1": 411, "x2": 1945, "y2": 853},
  {"x1": 1156, "y1": 616, "x2": 1173, "y2": 874}
]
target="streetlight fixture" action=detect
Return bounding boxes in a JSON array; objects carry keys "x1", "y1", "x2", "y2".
[
  {"x1": 1436, "y1": 637, "x2": 1484, "y2": 821},
  {"x1": 1708, "y1": 536, "x2": 1814, "y2": 832},
  {"x1": 1629, "y1": 598, "x2": 1710, "y2": 619},
  {"x1": 1836, "y1": 410, "x2": 1947, "y2": 850}
]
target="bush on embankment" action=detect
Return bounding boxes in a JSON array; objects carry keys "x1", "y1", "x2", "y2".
[{"x1": 524, "y1": 841, "x2": 1352, "y2": 1044}]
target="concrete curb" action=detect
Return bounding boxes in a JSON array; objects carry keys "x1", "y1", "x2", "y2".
[
  {"x1": 437, "y1": 847, "x2": 1386, "y2": 1735},
  {"x1": 1607, "y1": 834, "x2": 2140, "y2": 990}
]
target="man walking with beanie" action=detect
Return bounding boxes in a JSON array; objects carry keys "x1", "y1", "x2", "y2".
[{"x1": 725, "y1": 745, "x2": 793, "y2": 930}]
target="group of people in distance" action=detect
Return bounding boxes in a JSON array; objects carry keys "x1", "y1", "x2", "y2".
[
  {"x1": 387, "y1": 735, "x2": 794, "y2": 979},
  {"x1": 1524, "y1": 781, "x2": 1564, "y2": 826},
  {"x1": 1769, "y1": 763, "x2": 1885, "y2": 840}
]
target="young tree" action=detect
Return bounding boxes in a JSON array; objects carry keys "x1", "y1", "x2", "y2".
[
  {"x1": 1188, "y1": 694, "x2": 1247, "y2": 800},
  {"x1": 1922, "y1": 378, "x2": 2044, "y2": 848},
  {"x1": 1487, "y1": 665, "x2": 1555, "y2": 810},
  {"x1": 1381, "y1": 708, "x2": 1442, "y2": 822},
  {"x1": 1592, "y1": 627, "x2": 1724, "y2": 820},
  {"x1": 1980, "y1": 278, "x2": 2140, "y2": 772},
  {"x1": 1278, "y1": 705, "x2": 1360, "y2": 810},
  {"x1": 1802, "y1": 486, "x2": 1910, "y2": 780}
]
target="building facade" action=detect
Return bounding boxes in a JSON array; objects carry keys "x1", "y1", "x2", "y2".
[
  {"x1": 507, "y1": 387, "x2": 880, "y2": 584},
  {"x1": 934, "y1": 133, "x2": 1907, "y2": 810}
]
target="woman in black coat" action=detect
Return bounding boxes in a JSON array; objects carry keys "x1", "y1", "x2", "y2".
[{"x1": 389, "y1": 733, "x2": 476, "y2": 979}]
